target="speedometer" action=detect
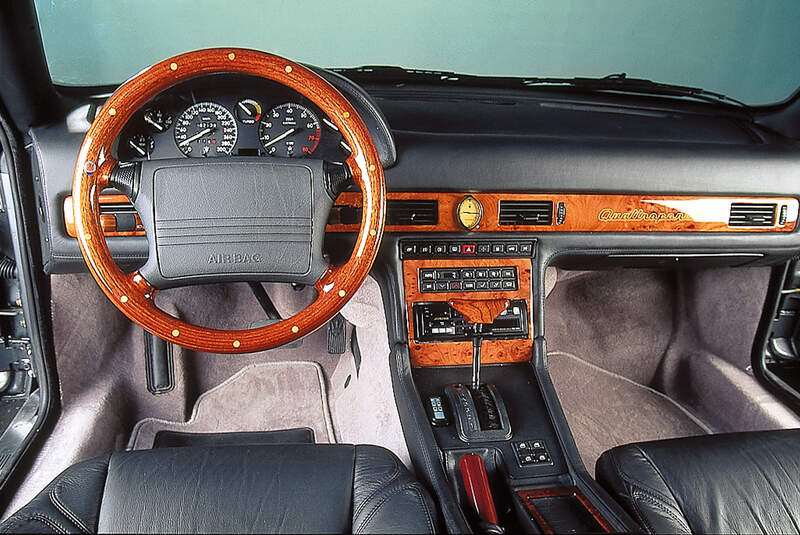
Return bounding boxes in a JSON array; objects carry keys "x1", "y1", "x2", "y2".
[
  {"x1": 173, "y1": 102, "x2": 238, "y2": 157},
  {"x1": 258, "y1": 103, "x2": 321, "y2": 158}
]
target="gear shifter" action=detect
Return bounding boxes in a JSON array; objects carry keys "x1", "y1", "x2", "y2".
[
  {"x1": 449, "y1": 298, "x2": 510, "y2": 388},
  {"x1": 444, "y1": 298, "x2": 513, "y2": 442}
]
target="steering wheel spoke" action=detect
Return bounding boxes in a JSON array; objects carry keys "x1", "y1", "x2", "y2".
[{"x1": 72, "y1": 48, "x2": 385, "y2": 353}]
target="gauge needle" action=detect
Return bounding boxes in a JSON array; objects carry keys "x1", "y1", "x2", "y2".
[
  {"x1": 238, "y1": 102, "x2": 253, "y2": 116},
  {"x1": 179, "y1": 127, "x2": 215, "y2": 147},
  {"x1": 262, "y1": 128, "x2": 298, "y2": 148},
  {"x1": 128, "y1": 140, "x2": 146, "y2": 157}
]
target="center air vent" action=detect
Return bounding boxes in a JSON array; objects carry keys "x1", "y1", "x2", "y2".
[
  {"x1": 386, "y1": 200, "x2": 438, "y2": 226},
  {"x1": 729, "y1": 203, "x2": 776, "y2": 227},
  {"x1": 499, "y1": 200, "x2": 553, "y2": 226}
]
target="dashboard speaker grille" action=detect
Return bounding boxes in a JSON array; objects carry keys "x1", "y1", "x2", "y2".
[
  {"x1": 729, "y1": 203, "x2": 776, "y2": 227},
  {"x1": 499, "y1": 200, "x2": 553, "y2": 225},
  {"x1": 386, "y1": 200, "x2": 438, "y2": 225}
]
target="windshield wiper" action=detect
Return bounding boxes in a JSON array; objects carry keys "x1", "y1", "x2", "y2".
[{"x1": 333, "y1": 67, "x2": 747, "y2": 108}]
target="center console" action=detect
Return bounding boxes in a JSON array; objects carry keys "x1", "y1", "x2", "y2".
[{"x1": 398, "y1": 237, "x2": 624, "y2": 533}]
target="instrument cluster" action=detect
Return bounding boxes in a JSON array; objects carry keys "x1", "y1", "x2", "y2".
[{"x1": 118, "y1": 74, "x2": 350, "y2": 161}]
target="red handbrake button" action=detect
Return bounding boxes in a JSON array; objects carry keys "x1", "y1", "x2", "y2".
[{"x1": 462, "y1": 244, "x2": 476, "y2": 254}]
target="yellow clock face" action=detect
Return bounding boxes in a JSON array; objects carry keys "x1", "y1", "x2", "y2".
[{"x1": 457, "y1": 196, "x2": 483, "y2": 230}]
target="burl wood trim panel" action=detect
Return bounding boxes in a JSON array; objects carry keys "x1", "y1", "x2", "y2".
[
  {"x1": 516, "y1": 487, "x2": 615, "y2": 534},
  {"x1": 69, "y1": 193, "x2": 798, "y2": 239},
  {"x1": 328, "y1": 192, "x2": 799, "y2": 233},
  {"x1": 403, "y1": 258, "x2": 532, "y2": 367}
]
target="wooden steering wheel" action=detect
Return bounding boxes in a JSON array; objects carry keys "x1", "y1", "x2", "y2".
[{"x1": 72, "y1": 48, "x2": 386, "y2": 353}]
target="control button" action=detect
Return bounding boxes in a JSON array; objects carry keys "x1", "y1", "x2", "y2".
[
  {"x1": 520, "y1": 242, "x2": 533, "y2": 254},
  {"x1": 477, "y1": 243, "x2": 491, "y2": 254},
  {"x1": 490, "y1": 280, "x2": 502, "y2": 289},
  {"x1": 462, "y1": 243, "x2": 476, "y2": 254},
  {"x1": 436, "y1": 282, "x2": 449, "y2": 291},
  {"x1": 463, "y1": 281, "x2": 476, "y2": 290},
  {"x1": 505, "y1": 243, "x2": 519, "y2": 254},
  {"x1": 476, "y1": 281, "x2": 489, "y2": 290},
  {"x1": 420, "y1": 270, "x2": 436, "y2": 280},
  {"x1": 476, "y1": 269, "x2": 489, "y2": 279},
  {"x1": 488, "y1": 269, "x2": 501, "y2": 278},
  {"x1": 502, "y1": 280, "x2": 515, "y2": 289},
  {"x1": 501, "y1": 268, "x2": 515, "y2": 278},
  {"x1": 449, "y1": 281, "x2": 462, "y2": 291},
  {"x1": 421, "y1": 282, "x2": 435, "y2": 292},
  {"x1": 448, "y1": 244, "x2": 461, "y2": 254},
  {"x1": 461, "y1": 269, "x2": 475, "y2": 279},
  {"x1": 420, "y1": 244, "x2": 433, "y2": 255},
  {"x1": 531, "y1": 440, "x2": 544, "y2": 450},
  {"x1": 437, "y1": 270, "x2": 459, "y2": 280},
  {"x1": 402, "y1": 243, "x2": 417, "y2": 255},
  {"x1": 434, "y1": 244, "x2": 447, "y2": 255},
  {"x1": 492, "y1": 243, "x2": 504, "y2": 254}
]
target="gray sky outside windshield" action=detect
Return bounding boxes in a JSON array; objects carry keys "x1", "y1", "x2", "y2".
[{"x1": 34, "y1": 0, "x2": 800, "y2": 105}]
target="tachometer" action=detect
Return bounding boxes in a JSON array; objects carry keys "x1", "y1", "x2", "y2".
[
  {"x1": 258, "y1": 103, "x2": 321, "y2": 158},
  {"x1": 173, "y1": 102, "x2": 238, "y2": 157}
]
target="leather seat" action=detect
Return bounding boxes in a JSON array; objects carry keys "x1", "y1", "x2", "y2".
[
  {"x1": 596, "y1": 430, "x2": 800, "y2": 534},
  {"x1": 1, "y1": 444, "x2": 438, "y2": 534}
]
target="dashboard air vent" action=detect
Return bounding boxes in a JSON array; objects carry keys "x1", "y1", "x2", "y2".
[
  {"x1": 499, "y1": 200, "x2": 554, "y2": 226},
  {"x1": 728, "y1": 203, "x2": 776, "y2": 227},
  {"x1": 386, "y1": 200, "x2": 438, "y2": 226}
]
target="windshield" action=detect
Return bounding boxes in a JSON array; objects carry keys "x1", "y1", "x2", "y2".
[{"x1": 34, "y1": 0, "x2": 800, "y2": 106}]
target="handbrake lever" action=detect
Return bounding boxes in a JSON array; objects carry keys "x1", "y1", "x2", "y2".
[{"x1": 459, "y1": 453, "x2": 505, "y2": 534}]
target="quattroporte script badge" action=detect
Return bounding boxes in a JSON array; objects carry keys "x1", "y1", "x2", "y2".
[
  {"x1": 597, "y1": 208, "x2": 687, "y2": 222},
  {"x1": 208, "y1": 253, "x2": 264, "y2": 264}
]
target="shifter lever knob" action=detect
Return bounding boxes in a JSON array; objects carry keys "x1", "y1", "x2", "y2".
[{"x1": 448, "y1": 298, "x2": 510, "y2": 325}]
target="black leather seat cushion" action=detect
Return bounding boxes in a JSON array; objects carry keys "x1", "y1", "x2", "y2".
[
  {"x1": 596, "y1": 430, "x2": 800, "y2": 534},
  {"x1": 1, "y1": 444, "x2": 438, "y2": 534}
]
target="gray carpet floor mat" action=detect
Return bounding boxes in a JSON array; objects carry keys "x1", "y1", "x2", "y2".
[
  {"x1": 128, "y1": 361, "x2": 334, "y2": 449},
  {"x1": 548, "y1": 350, "x2": 710, "y2": 476}
]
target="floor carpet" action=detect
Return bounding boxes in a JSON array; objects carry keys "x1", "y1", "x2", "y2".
[
  {"x1": 545, "y1": 268, "x2": 800, "y2": 476},
  {"x1": 547, "y1": 351, "x2": 709, "y2": 476},
  {"x1": 129, "y1": 361, "x2": 335, "y2": 449}
]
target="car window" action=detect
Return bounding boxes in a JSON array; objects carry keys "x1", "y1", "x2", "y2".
[{"x1": 33, "y1": 0, "x2": 800, "y2": 106}]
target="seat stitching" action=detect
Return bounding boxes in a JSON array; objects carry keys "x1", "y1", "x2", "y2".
[
  {"x1": 609, "y1": 453, "x2": 657, "y2": 534},
  {"x1": 50, "y1": 483, "x2": 90, "y2": 533},
  {"x1": 353, "y1": 455, "x2": 401, "y2": 520},
  {"x1": 610, "y1": 448, "x2": 683, "y2": 509},
  {"x1": 409, "y1": 486, "x2": 436, "y2": 534},
  {"x1": 634, "y1": 445, "x2": 693, "y2": 529},
  {"x1": 630, "y1": 487, "x2": 691, "y2": 531},
  {"x1": 29, "y1": 513, "x2": 70, "y2": 534},
  {"x1": 355, "y1": 483, "x2": 422, "y2": 534}
]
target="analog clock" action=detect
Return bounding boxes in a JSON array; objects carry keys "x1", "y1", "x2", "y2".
[{"x1": 457, "y1": 195, "x2": 483, "y2": 230}]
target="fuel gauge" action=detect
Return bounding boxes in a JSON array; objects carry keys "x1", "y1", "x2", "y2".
[
  {"x1": 235, "y1": 99, "x2": 262, "y2": 125},
  {"x1": 126, "y1": 133, "x2": 155, "y2": 159}
]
